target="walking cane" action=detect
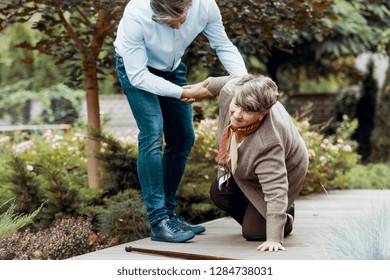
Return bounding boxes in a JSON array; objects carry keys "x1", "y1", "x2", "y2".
[{"x1": 125, "y1": 246, "x2": 239, "y2": 260}]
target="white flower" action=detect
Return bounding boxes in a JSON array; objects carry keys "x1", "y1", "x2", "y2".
[
  {"x1": 0, "y1": 136, "x2": 10, "y2": 144},
  {"x1": 343, "y1": 145, "x2": 352, "y2": 152},
  {"x1": 26, "y1": 164, "x2": 34, "y2": 171},
  {"x1": 12, "y1": 140, "x2": 34, "y2": 153}
]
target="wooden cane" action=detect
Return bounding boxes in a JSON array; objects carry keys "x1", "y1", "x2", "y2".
[{"x1": 125, "y1": 246, "x2": 238, "y2": 260}]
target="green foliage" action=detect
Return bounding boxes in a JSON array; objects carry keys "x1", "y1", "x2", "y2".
[
  {"x1": 189, "y1": 118, "x2": 219, "y2": 163},
  {"x1": 0, "y1": 1, "x2": 126, "y2": 88},
  {"x1": 3, "y1": 156, "x2": 45, "y2": 217},
  {"x1": 39, "y1": 84, "x2": 83, "y2": 125},
  {"x1": 0, "y1": 23, "x2": 65, "y2": 91},
  {"x1": 179, "y1": 118, "x2": 226, "y2": 223},
  {"x1": 296, "y1": 115, "x2": 361, "y2": 195},
  {"x1": 96, "y1": 189, "x2": 149, "y2": 244},
  {"x1": 347, "y1": 163, "x2": 390, "y2": 189},
  {"x1": 0, "y1": 200, "x2": 42, "y2": 240},
  {"x1": 0, "y1": 81, "x2": 36, "y2": 124},
  {"x1": 89, "y1": 130, "x2": 140, "y2": 196},
  {"x1": 0, "y1": 130, "x2": 92, "y2": 229},
  {"x1": 0, "y1": 82, "x2": 83, "y2": 126}
]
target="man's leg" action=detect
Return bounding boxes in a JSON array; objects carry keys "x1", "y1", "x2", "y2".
[{"x1": 115, "y1": 57, "x2": 194, "y2": 242}]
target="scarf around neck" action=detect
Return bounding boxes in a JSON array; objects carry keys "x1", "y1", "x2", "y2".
[{"x1": 218, "y1": 117, "x2": 263, "y2": 174}]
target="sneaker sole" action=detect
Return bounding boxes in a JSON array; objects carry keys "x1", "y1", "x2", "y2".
[
  {"x1": 151, "y1": 233, "x2": 195, "y2": 243},
  {"x1": 192, "y1": 227, "x2": 206, "y2": 235}
]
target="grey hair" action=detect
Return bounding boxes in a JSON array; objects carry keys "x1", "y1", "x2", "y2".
[
  {"x1": 233, "y1": 74, "x2": 279, "y2": 114},
  {"x1": 151, "y1": 0, "x2": 192, "y2": 23}
]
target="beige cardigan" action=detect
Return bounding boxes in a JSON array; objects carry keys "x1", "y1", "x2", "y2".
[{"x1": 208, "y1": 76, "x2": 309, "y2": 243}]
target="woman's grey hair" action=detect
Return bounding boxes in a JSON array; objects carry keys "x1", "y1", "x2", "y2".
[
  {"x1": 233, "y1": 74, "x2": 279, "y2": 114},
  {"x1": 151, "y1": 0, "x2": 192, "y2": 23}
]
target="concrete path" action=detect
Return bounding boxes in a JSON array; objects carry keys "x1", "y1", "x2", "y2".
[{"x1": 71, "y1": 190, "x2": 390, "y2": 260}]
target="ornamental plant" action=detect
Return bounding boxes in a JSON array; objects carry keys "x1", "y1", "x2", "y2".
[
  {"x1": 0, "y1": 130, "x2": 96, "y2": 229},
  {"x1": 296, "y1": 115, "x2": 360, "y2": 195}
]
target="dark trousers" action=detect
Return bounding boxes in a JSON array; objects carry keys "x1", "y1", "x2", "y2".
[{"x1": 210, "y1": 177, "x2": 293, "y2": 241}]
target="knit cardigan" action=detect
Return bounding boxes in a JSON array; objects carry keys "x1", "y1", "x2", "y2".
[{"x1": 208, "y1": 76, "x2": 309, "y2": 243}]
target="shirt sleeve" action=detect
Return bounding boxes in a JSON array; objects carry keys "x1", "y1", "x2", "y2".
[
  {"x1": 115, "y1": 18, "x2": 183, "y2": 98},
  {"x1": 254, "y1": 142, "x2": 289, "y2": 243},
  {"x1": 202, "y1": 1, "x2": 247, "y2": 76}
]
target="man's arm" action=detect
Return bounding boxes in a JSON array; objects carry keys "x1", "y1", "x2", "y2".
[
  {"x1": 115, "y1": 18, "x2": 183, "y2": 98},
  {"x1": 180, "y1": 75, "x2": 232, "y2": 102},
  {"x1": 202, "y1": 0, "x2": 247, "y2": 76}
]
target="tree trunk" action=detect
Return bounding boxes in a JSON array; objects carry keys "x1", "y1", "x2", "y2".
[
  {"x1": 84, "y1": 58, "x2": 101, "y2": 189},
  {"x1": 370, "y1": 50, "x2": 390, "y2": 163}
]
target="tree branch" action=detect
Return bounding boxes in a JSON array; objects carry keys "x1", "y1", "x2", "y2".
[
  {"x1": 75, "y1": 6, "x2": 91, "y2": 26},
  {"x1": 57, "y1": 9, "x2": 88, "y2": 54}
]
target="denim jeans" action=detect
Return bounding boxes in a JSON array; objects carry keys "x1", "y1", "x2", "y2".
[{"x1": 115, "y1": 56, "x2": 195, "y2": 226}]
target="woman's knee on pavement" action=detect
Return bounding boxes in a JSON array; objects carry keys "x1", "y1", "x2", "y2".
[{"x1": 242, "y1": 225, "x2": 267, "y2": 241}]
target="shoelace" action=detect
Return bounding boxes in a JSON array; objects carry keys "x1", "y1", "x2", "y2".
[{"x1": 166, "y1": 219, "x2": 181, "y2": 233}]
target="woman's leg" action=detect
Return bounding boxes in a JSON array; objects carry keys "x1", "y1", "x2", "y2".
[
  {"x1": 242, "y1": 205, "x2": 294, "y2": 241},
  {"x1": 210, "y1": 177, "x2": 249, "y2": 225}
]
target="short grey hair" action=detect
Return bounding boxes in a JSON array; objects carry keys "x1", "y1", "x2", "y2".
[
  {"x1": 233, "y1": 74, "x2": 279, "y2": 114},
  {"x1": 151, "y1": 0, "x2": 192, "y2": 23}
]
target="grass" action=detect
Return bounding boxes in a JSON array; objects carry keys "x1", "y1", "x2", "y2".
[
  {"x1": 321, "y1": 203, "x2": 390, "y2": 260},
  {"x1": 0, "y1": 199, "x2": 42, "y2": 240}
]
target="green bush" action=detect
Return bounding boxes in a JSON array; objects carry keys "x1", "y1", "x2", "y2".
[
  {"x1": 296, "y1": 116, "x2": 361, "y2": 195},
  {"x1": 0, "y1": 130, "x2": 97, "y2": 229},
  {"x1": 178, "y1": 118, "x2": 225, "y2": 223},
  {"x1": 96, "y1": 189, "x2": 150, "y2": 244},
  {"x1": 89, "y1": 130, "x2": 140, "y2": 196},
  {"x1": 39, "y1": 84, "x2": 83, "y2": 126},
  {"x1": 347, "y1": 163, "x2": 390, "y2": 189}
]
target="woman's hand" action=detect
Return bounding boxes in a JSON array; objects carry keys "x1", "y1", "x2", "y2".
[{"x1": 257, "y1": 241, "x2": 286, "y2": 252}]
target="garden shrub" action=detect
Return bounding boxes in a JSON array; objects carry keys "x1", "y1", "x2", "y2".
[
  {"x1": 347, "y1": 163, "x2": 390, "y2": 189},
  {"x1": 296, "y1": 116, "x2": 360, "y2": 195},
  {"x1": 178, "y1": 118, "x2": 226, "y2": 223},
  {"x1": 89, "y1": 129, "x2": 140, "y2": 196},
  {"x1": 0, "y1": 216, "x2": 113, "y2": 260},
  {"x1": 39, "y1": 84, "x2": 83, "y2": 126},
  {"x1": 0, "y1": 130, "x2": 95, "y2": 229},
  {"x1": 96, "y1": 189, "x2": 150, "y2": 244}
]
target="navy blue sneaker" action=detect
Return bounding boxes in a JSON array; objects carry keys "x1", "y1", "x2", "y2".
[
  {"x1": 150, "y1": 217, "x2": 195, "y2": 243},
  {"x1": 170, "y1": 214, "x2": 206, "y2": 234}
]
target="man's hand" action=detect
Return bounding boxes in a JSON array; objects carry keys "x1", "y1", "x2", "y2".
[
  {"x1": 257, "y1": 241, "x2": 286, "y2": 252},
  {"x1": 180, "y1": 78, "x2": 212, "y2": 103}
]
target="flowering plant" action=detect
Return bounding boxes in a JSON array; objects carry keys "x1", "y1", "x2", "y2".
[{"x1": 296, "y1": 116, "x2": 360, "y2": 195}]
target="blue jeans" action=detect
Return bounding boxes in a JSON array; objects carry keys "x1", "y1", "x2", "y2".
[{"x1": 115, "y1": 57, "x2": 195, "y2": 226}]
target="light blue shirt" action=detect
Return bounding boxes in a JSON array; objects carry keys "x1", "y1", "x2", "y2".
[{"x1": 113, "y1": 0, "x2": 247, "y2": 98}]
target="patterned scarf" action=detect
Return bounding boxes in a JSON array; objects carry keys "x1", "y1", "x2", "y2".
[{"x1": 218, "y1": 118, "x2": 263, "y2": 174}]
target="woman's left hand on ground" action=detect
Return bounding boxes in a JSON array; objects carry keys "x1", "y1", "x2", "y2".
[{"x1": 257, "y1": 241, "x2": 286, "y2": 252}]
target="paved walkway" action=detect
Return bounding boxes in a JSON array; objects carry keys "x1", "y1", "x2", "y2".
[{"x1": 71, "y1": 190, "x2": 390, "y2": 260}]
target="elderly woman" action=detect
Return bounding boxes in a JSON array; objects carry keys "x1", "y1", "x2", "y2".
[{"x1": 201, "y1": 74, "x2": 309, "y2": 252}]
